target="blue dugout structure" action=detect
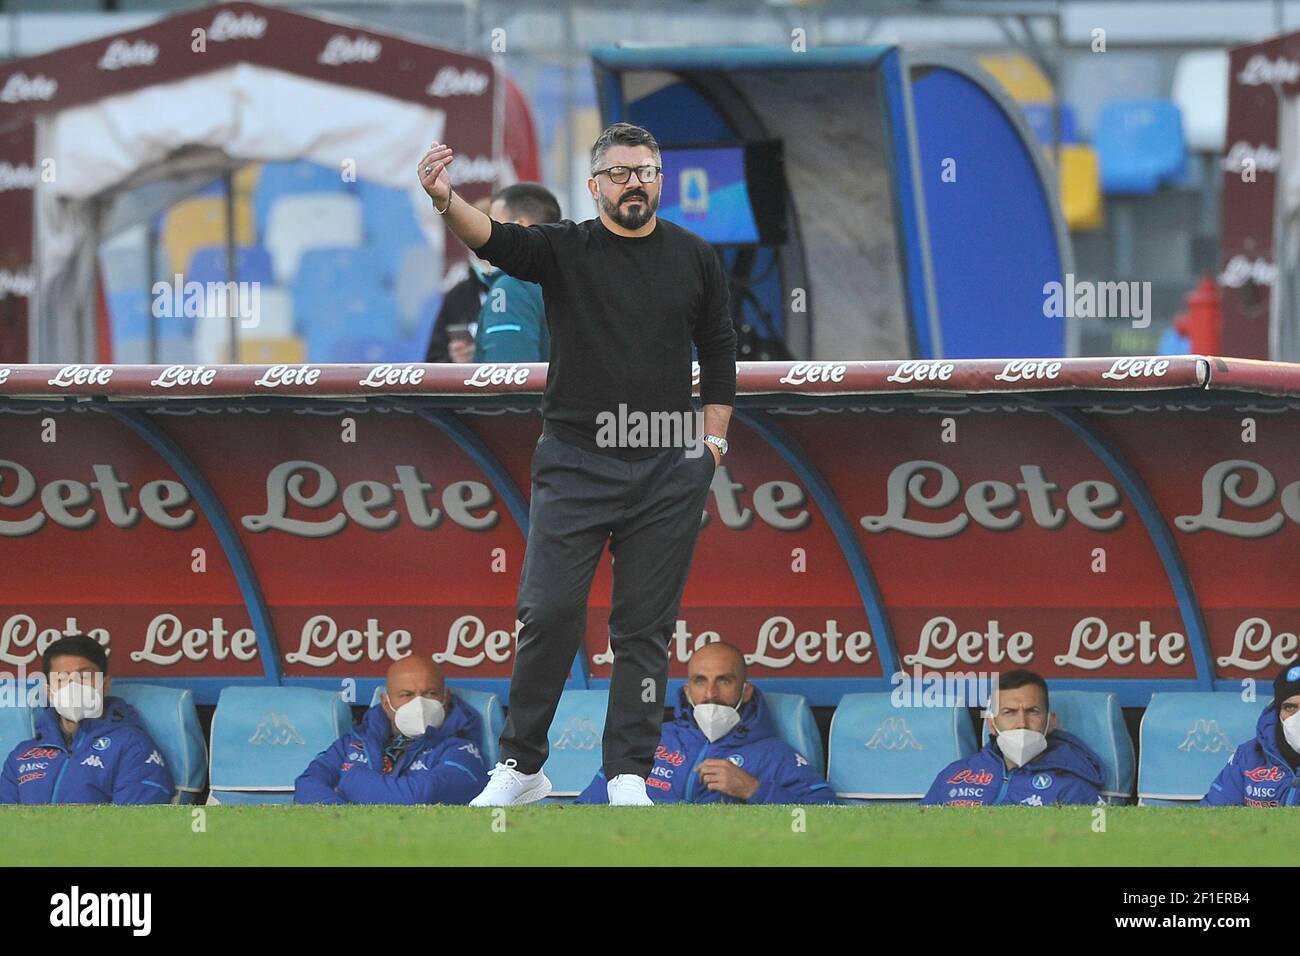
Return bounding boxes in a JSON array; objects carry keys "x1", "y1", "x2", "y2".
[{"x1": 591, "y1": 46, "x2": 1075, "y2": 360}]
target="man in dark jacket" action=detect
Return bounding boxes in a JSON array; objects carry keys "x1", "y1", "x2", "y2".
[
  {"x1": 576, "y1": 642, "x2": 835, "y2": 805},
  {"x1": 0, "y1": 634, "x2": 173, "y2": 804},
  {"x1": 1202, "y1": 663, "x2": 1300, "y2": 807},
  {"x1": 295, "y1": 656, "x2": 489, "y2": 805},
  {"x1": 922, "y1": 668, "x2": 1104, "y2": 806}
]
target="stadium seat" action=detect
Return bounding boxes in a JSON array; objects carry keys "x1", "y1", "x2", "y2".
[
  {"x1": 764, "y1": 692, "x2": 824, "y2": 778},
  {"x1": 293, "y1": 246, "x2": 392, "y2": 300},
  {"x1": 1137, "y1": 693, "x2": 1261, "y2": 806},
  {"x1": 977, "y1": 53, "x2": 1055, "y2": 103},
  {"x1": 394, "y1": 244, "x2": 441, "y2": 330},
  {"x1": 1020, "y1": 102, "x2": 1078, "y2": 146},
  {"x1": 1094, "y1": 99, "x2": 1187, "y2": 194},
  {"x1": 161, "y1": 196, "x2": 256, "y2": 278},
  {"x1": 254, "y1": 160, "x2": 350, "y2": 238},
  {"x1": 0, "y1": 692, "x2": 36, "y2": 758},
  {"x1": 543, "y1": 689, "x2": 608, "y2": 798},
  {"x1": 981, "y1": 690, "x2": 1134, "y2": 803},
  {"x1": 186, "y1": 244, "x2": 276, "y2": 287},
  {"x1": 194, "y1": 286, "x2": 293, "y2": 363},
  {"x1": 239, "y1": 336, "x2": 307, "y2": 365},
  {"x1": 112, "y1": 683, "x2": 207, "y2": 804},
  {"x1": 264, "y1": 193, "x2": 363, "y2": 285},
  {"x1": 301, "y1": 290, "x2": 402, "y2": 363},
  {"x1": 1058, "y1": 144, "x2": 1104, "y2": 231},
  {"x1": 367, "y1": 686, "x2": 504, "y2": 767},
  {"x1": 98, "y1": 224, "x2": 150, "y2": 294},
  {"x1": 207, "y1": 687, "x2": 352, "y2": 805},
  {"x1": 1171, "y1": 49, "x2": 1228, "y2": 153},
  {"x1": 827, "y1": 693, "x2": 977, "y2": 802},
  {"x1": 356, "y1": 180, "x2": 427, "y2": 257}
]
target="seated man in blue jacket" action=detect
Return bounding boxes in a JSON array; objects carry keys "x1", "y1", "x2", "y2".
[
  {"x1": 1, "y1": 634, "x2": 173, "y2": 804},
  {"x1": 922, "y1": 668, "x2": 1104, "y2": 806},
  {"x1": 1202, "y1": 663, "x2": 1300, "y2": 807},
  {"x1": 576, "y1": 641, "x2": 836, "y2": 805},
  {"x1": 295, "y1": 656, "x2": 489, "y2": 804}
]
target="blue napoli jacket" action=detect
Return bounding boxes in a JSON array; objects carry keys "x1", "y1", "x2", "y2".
[
  {"x1": 1201, "y1": 706, "x2": 1299, "y2": 807},
  {"x1": 576, "y1": 686, "x2": 837, "y2": 805},
  {"x1": 0, "y1": 697, "x2": 173, "y2": 805},
  {"x1": 294, "y1": 695, "x2": 489, "y2": 805},
  {"x1": 921, "y1": 729, "x2": 1105, "y2": 806}
]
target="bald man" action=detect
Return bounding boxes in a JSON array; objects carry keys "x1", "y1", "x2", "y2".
[
  {"x1": 294, "y1": 657, "x2": 489, "y2": 805},
  {"x1": 576, "y1": 642, "x2": 836, "y2": 804}
]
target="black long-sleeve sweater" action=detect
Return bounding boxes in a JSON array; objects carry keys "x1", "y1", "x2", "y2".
[{"x1": 471, "y1": 215, "x2": 737, "y2": 461}]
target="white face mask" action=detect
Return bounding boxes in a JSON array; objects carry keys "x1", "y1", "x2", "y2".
[
  {"x1": 52, "y1": 680, "x2": 104, "y2": 724},
  {"x1": 994, "y1": 725, "x2": 1048, "y2": 768},
  {"x1": 390, "y1": 695, "x2": 445, "y2": 738},
  {"x1": 1282, "y1": 710, "x2": 1300, "y2": 753},
  {"x1": 692, "y1": 684, "x2": 746, "y2": 743}
]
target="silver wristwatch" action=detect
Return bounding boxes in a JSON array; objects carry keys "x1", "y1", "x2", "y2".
[{"x1": 702, "y1": 434, "x2": 729, "y2": 457}]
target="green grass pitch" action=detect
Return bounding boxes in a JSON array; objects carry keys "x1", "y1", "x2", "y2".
[{"x1": 3, "y1": 805, "x2": 1297, "y2": 866}]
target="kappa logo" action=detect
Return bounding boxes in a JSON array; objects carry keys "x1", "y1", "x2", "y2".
[
  {"x1": 92, "y1": 737, "x2": 111, "y2": 752},
  {"x1": 1244, "y1": 765, "x2": 1285, "y2": 782},
  {"x1": 1177, "y1": 719, "x2": 1234, "y2": 754},
  {"x1": 248, "y1": 713, "x2": 306, "y2": 746},
  {"x1": 795, "y1": 753, "x2": 809, "y2": 768},
  {"x1": 1032, "y1": 773, "x2": 1053, "y2": 791},
  {"x1": 410, "y1": 759, "x2": 429, "y2": 771},
  {"x1": 458, "y1": 742, "x2": 482, "y2": 760},
  {"x1": 552, "y1": 717, "x2": 600, "y2": 751},
  {"x1": 864, "y1": 717, "x2": 922, "y2": 752},
  {"x1": 948, "y1": 768, "x2": 994, "y2": 786},
  {"x1": 1020, "y1": 794, "x2": 1044, "y2": 806},
  {"x1": 80, "y1": 755, "x2": 104, "y2": 768},
  {"x1": 145, "y1": 749, "x2": 165, "y2": 767}
]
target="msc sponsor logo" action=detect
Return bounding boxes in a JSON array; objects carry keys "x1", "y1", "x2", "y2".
[
  {"x1": 948, "y1": 787, "x2": 985, "y2": 798},
  {"x1": 18, "y1": 761, "x2": 48, "y2": 773}
]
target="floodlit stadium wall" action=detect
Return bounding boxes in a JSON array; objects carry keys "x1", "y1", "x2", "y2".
[{"x1": 2, "y1": 356, "x2": 1299, "y2": 707}]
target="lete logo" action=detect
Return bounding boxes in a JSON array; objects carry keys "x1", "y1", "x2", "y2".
[
  {"x1": 317, "y1": 34, "x2": 381, "y2": 66},
  {"x1": 995, "y1": 359, "x2": 1062, "y2": 383},
  {"x1": 253, "y1": 365, "x2": 321, "y2": 388},
  {"x1": 1244, "y1": 766, "x2": 1285, "y2": 782},
  {"x1": 886, "y1": 361, "x2": 954, "y2": 385},
  {"x1": 207, "y1": 10, "x2": 266, "y2": 41},
  {"x1": 47, "y1": 366, "x2": 113, "y2": 388},
  {"x1": 150, "y1": 365, "x2": 217, "y2": 388},
  {"x1": 97, "y1": 39, "x2": 158, "y2": 70},
  {"x1": 0, "y1": 368, "x2": 10, "y2": 385},
  {"x1": 948, "y1": 768, "x2": 994, "y2": 786},
  {"x1": 779, "y1": 362, "x2": 846, "y2": 386},
  {"x1": 426, "y1": 66, "x2": 489, "y2": 97},
  {"x1": 1101, "y1": 358, "x2": 1169, "y2": 381},
  {"x1": 360, "y1": 364, "x2": 425, "y2": 388},
  {"x1": 0, "y1": 72, "x2": 57, "y2": 103},
  {"x1": 465, "y1": 365, "x2": 530, "y2": 387}
]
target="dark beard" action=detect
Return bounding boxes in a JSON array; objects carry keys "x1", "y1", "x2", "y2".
[{"x1": 599, "y1": 189, "x2": 657, "y2": 230}]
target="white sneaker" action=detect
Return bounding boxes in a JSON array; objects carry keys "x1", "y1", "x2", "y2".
[
  {"x1": 607, "y1": 774, "x2": 654, "y2": 806},
  {"x1": 469, "y1": 759, "x2": 553, "y2": 807}
]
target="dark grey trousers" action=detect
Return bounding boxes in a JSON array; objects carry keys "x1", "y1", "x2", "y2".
[{"x1": 498, "y1": 426, "x2": 716, "y2": 779}]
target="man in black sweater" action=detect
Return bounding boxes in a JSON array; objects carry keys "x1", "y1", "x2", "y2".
[{"x1": 418, "y1": 123, "x2": 737, "y2": 805}]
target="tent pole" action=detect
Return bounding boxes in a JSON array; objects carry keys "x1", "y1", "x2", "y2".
[
  {"x1": 224, "y1": 168, "x2": 237, "y2": 364},
  {"x1": 147, "y1": 212, "x2": 160, "y2": 365}
]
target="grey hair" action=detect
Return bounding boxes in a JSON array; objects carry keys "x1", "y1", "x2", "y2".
[{"x1": 590, "y1": 122, "x2": 661, "y2": 173}]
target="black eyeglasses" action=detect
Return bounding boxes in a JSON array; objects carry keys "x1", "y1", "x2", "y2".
[{"x1": 592, "y1": 164, "x2": 662, "y2": 184}]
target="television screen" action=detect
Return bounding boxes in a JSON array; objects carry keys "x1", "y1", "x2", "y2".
[{"x1": 657, "y1": 145, "x2": 762, "y2": 245}]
